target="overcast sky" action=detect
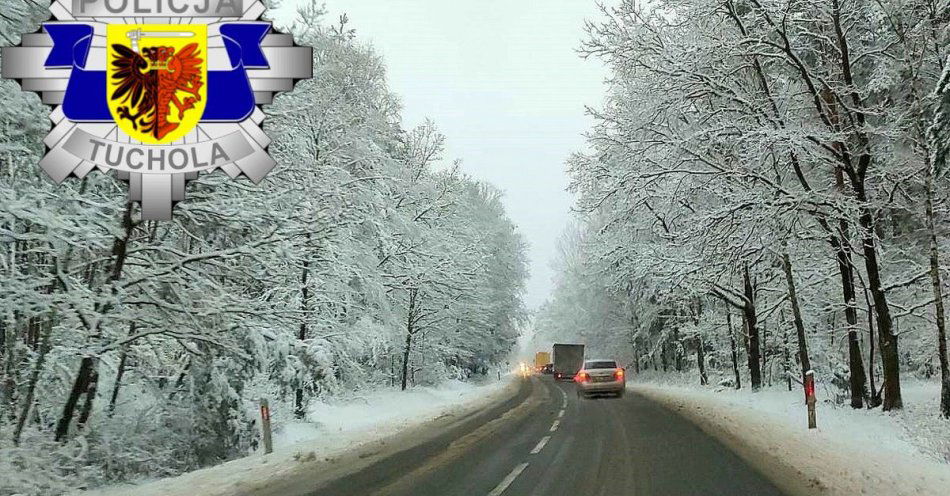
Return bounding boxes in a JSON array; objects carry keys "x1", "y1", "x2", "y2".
[{"x1": 283, "y1": 1, "x2": 609, "y2": 309}]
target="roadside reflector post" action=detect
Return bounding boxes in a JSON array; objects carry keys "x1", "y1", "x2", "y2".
[
  {"x1": 804, "y1": 370, "x2": 817, "y2": 429},
  {"x1": 260, "y1": 398, "x2": 273, "y2": 454}
]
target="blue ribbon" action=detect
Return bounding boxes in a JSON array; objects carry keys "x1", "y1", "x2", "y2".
[{"x1": 45, "y1": 22, "x2": 271, "y2": 123}]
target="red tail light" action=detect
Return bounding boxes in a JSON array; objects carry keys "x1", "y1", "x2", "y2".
[
  {"x1": 615, "y1": 368, "x2": 625, "y2": 380},
  {"x1": 575, "y1": 371, "x2": 590, "y2": 383}
]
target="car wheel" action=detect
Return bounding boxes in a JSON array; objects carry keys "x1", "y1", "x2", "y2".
[{"x1": 616, "y1": 389, "x2": 625, "y2": 398}]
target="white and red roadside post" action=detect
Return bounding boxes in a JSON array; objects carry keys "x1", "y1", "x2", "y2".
[
  {"x1": 260, "y1": 399, "x2": 273, "y2": 454},
  {"x1": 804, "y1": 370, "x2": 817, "y2": 429}
]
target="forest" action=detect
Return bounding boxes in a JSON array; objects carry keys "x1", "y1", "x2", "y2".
[
  {"x1": 537, "y1": 0, "x2": 950, "y2": 418},
  {"x1": 0, "y1": 2, "x2": 527, "y2": 494}
]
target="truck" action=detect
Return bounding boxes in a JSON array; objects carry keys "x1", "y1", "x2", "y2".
[
  {"x1": 534, "y1": 351, "x2": 551, "y2": 371},
  {"x1": 552, "y1": 343, "x2": 585, "y2": 381}
]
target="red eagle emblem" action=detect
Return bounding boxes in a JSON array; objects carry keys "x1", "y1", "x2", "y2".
[{"x1": 110, "y1": 43, "x2": 204, "y2": 141}]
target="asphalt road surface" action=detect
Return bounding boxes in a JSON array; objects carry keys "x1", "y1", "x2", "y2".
[{"x1": 309, "y1": 377, "x2": 785, "y2": 496}]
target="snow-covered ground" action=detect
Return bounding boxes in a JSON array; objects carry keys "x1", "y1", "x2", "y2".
[
  {"x1": 79, "y1": 377, "x2": 515, "y2": 496},
  {"x1": 632, "y1": 372, "x2": 950, "y2": 495},
  {"x1": 274, "y1": 379, "x2": 509, "y2": 447},
  {"x1": 635, "y1": 371, "x2": 950, "y2": 462}
]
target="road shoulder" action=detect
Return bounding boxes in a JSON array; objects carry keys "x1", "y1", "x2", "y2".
[
  {"x1": 633, "y1": 384, "x2": 950, "y2": 496},
  {"x1": 79, "y1": 377, "x2": 530, "y2": 496}
]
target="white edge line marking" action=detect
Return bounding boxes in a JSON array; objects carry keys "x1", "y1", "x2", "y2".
[
  {"x1": 549, "y1": 420, "x2": 560, "y2": 432},
  {"x1": 487, "y1": 462, "x2": 529, "y2": 496},
  {"x1": 530, "y1": 436, "x2": 551, "y2": 455},
  {"x1": 557, "y1": 409, "x2": 564, "y2": 418}
]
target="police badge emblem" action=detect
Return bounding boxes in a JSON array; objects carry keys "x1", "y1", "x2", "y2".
[{"x1": 1, "y1": 1, "x2": 312, "y2": 219}]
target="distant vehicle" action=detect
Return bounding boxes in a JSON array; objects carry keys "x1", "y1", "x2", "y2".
[
  {"x1": 575, "y1": 359, "x2": 626, "y2": 398},
  {"x1": 534, "y1": 351, "x2": 551, "y2": 372},
  {"x1": 540, "y1": 363, "x2": 554, "y2": 375},
  {"x1": 552, "y1": 343, "x2": 584, "y2": 381}
]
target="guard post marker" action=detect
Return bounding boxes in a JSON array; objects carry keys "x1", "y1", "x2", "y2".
[
  {"x1": 260, "y1": 398, "x2": 273, "y2": 454},
  {"x1": 804, "y1": 370, "x2": 816, "y2": 429}
]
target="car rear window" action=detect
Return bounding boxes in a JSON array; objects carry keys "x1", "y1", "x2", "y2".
[{"x1": 585, "y1": 360, "x2": 617, "y2": 369}]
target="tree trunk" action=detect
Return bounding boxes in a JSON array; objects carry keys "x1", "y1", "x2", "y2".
[
  {"x1": 107, "y1": 352, "x2": 128, "y2": 417},
  {"x1": 743, "y1": 266, "x2": 762, "y2": 390},
  {"x1": 781, "y1": 249, "x2": 812, "y2": 387},
  {"x1": 77, "y1": 365, "x2": 99, "y2": 429},
  {"x1": 402, "y1": 330, "x2": 412, "y2": 391},
  {"x1": 632, "y1": 343, "x2": 640, "y2": 374},
  {"x1": 727, "y1": 311, "x2": 741, "y2": 389},
  {"x1": 0, "y1": 318, "x2": 6, "y2": 384},
  {"x1": 1, "y1": 316, "x2": 14, "y2": 422},
  {"x1": 742, "y1": 310, "x2": 750, "y2": 378},
  {"x1": 925, "y1": 170, "x2": 950, "y2": 417},
  {"x1": 55, "y1": 203, "x2": 138, "y2": 440},
  {"x1": 852, "y1": 186, "x2": 902, "y2": 410},
  {"x1": 167, "y1": 360, "x2": 192, "y2": 400},
  {"x1": 846, "y1": 324, "x2": 867, "y2": 408},
  {"x1": 401, "y1": 330, "x2": 412, "y2": 391},
  {"x1": 831, "y1": 167, "x2": 868, "y2": 409},
  {"x1": 783, "y1": 325, "x2": 792, "y2": 392},
  {"x1": 107, "y1": 322, "x2": 137, "y2": 416},
  {"x1": 55, "y1": 357, "x2": 95, "y2": 441},
  {"x1": 761, "y1": 320, "x2": 769, "y2": 386},
  {"x1": 825, "y1": 0, "x2": 900, "y2": 406},
  {"x1": 0, "y1": 316, "x2": 5, "y2": 369},
  {"x1": 696, "y1": 336, "x2": 708, "y2": 385},
  {"x1": 13, "y1": 318, "x2": 52, "y2": 445},
  {"x1": 864, "y1": 284, "x2": 882, "y2": 407},
  {"x1": 295, "y1": 252, "x2": 311, "y2": 419},
  {"x1": 401, "y1": 288, "x2": 417, "y2": 391},
  {"x1": 673, "y1": 328, "x2": 683, "y2": 372}
]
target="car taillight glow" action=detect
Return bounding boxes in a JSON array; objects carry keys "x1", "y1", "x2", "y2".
[
  {"x1": 575, "y1": 371, "x2": 590, "y2": 383},
  {"x1": 615, "y1": 368, "x2": 624, "y2": 380}
]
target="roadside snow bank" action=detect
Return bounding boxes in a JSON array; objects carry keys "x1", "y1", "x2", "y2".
[
  {"x1": 633, "y1": 382, "x2": 950, "y2": 496},
  {"x1": 80, "y1": 378, "x2": 515, "y2": 496},
  {"x1": 274, "y1": 379, "x2": 508, "y2": 447}
]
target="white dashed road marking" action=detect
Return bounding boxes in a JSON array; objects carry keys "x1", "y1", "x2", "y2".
[
  {"x1": 488, "y1": 381, "x2": 567, "y2": 495},
  {"x1": 487, "y1": 462, "x2": 529, "y2": 496},
  {"x1": 530, "y1": 436, "x2": 550, "y2": 455}
]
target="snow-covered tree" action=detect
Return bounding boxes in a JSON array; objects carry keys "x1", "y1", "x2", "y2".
[
  {"x1": 0, "y1": 4, "x2": 528, "y2": 494},
  {"x1": 541, "y1": 0, "x2": 950, "y2": 418}
]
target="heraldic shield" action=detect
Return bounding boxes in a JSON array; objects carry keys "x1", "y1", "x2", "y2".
[{"x1": 106, "y1": 25, "x2": 208, "y2": 145}]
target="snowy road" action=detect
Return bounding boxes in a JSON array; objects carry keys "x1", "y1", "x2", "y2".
[{"x1": 306, "y1": 377, "x2": 784, "y2": 496}]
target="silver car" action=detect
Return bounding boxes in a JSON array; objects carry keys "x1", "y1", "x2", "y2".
[{"x1": 575, "y1": 359, "x2": 626, "y2": 398}]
